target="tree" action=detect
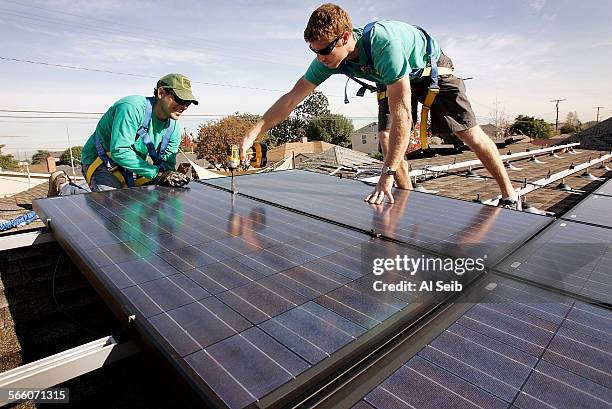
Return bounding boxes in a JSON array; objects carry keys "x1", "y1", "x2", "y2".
[
  {"x1": 509, "y1": 115, "x2": 554, "y2": 139},
  {"x1": 294, "y1": 90, "x2": 330, "y2": 119},
  {"x1": 31, "y1": 150, "x2": 51, "y2": 164},
  {"x1": 560, "y1": 111, "x2": 582, "y2": 134},
  {"x1": 194, "y1": 114, "x2": 260, "y2": 169},
  {"x1": 268, "y1": 91, "x2": 331, "y2": 145},
  {"x1": 0, "y1": 145, "x2": 18, "y2": 170},
  {"x1": 59, "y1": 146, "x2": 83, "y2": 165},
  {"x1": 489, "y1": 97, "x2": 509, "y2": 137},
  {"x1": 305, "y1": 114, "x2": 354, "y2": 146}
]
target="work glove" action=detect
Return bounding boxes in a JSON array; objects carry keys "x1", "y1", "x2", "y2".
[{"x1": 155, "y1": 170, "x2": 190, "y2": 187}]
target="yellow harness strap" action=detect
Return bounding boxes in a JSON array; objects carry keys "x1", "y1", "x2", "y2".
[
  {"x1": 420, "y1": 67, "x2": 453, "y2": 77},
  {"x1": 85, "y1": 154, "x2": 151, "y2": 188},
  {"x1": 419, "y1": 88, "x2": 439, "y2": 150}
]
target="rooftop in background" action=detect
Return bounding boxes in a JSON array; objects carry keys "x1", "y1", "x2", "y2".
[
  {"x1": 267, "y1": 137, "x2": 335, "y2": 163},
  {"x1": 298, "y1": 145, "x2": 382, "y2": 176},
  {"x1": 413, "y1": 140, "x2": 611, "y2": 214},
  {"x1": 563, "y1": 116, "x2": 612, "y2": 150}
]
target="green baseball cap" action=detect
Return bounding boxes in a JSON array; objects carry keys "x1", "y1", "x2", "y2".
[{"x1": 157, "y1": 73, "x2": 199, "y2": 105}]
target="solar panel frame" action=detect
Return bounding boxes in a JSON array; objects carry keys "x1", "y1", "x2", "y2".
[
  {"x1": 494, "y1": 220, "x2": 612, "y2": 306},
  {"x1": 561, "y1": 193, "x2": 612, "y2": 228},
  {"x1": 595, "y1": 178, "x2": 612, "y2": 197},
  {"x1": 33, "y1": 183, "x2": 485, "y2": 409},
  {"x1": 342, "y1": 277, "x2": 612, "y2": 409}
]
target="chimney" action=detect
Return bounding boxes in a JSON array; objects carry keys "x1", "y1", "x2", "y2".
[
  {"x1": 301, "y1": 137, "x2": 308, "y2": 143},
  {"x1": 46, "y1": 156, "x2": 57, "y2": 173}
]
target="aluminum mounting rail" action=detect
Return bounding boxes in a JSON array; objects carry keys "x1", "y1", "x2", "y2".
[
  {"x1": 484, "y1": 153, "x2": 612, "y2": 205},
  {"x1": 358, "y1": 142, "x2": 581, "y2": 183},
  {"x1": 0, "y1": 336, "x2": 139, "y2": 406}
]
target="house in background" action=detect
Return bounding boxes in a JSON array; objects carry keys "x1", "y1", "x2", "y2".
[
  {"x1": 266, "y1": 137, "x2": 335, "y2": 163},
  {"x1": 351, "y1": 122, "x2": 379, "y2": 155}
]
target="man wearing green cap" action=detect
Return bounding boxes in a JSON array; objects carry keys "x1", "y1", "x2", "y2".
[{"x1": 48, "y1": 73, "x2": 199, "y2": 196}]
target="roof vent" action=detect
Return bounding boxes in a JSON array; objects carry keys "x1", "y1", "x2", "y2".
[
  {"x1": 569, "y1": 162, "x2": 575, "y2": 170},
  {"x1": 473, "y1": 194, "x2": 482, "y2": 203},
  {"x1": 568, "y1": 147, "x2": 578, "y2": 155}
]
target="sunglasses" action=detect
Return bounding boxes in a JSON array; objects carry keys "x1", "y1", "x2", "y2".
[
  {"x1": 165, "y1": 88, "x2": 192, "y2": 107},
  {"x1": 309, "y1": 33, "x2": 343, "y2": 55}
]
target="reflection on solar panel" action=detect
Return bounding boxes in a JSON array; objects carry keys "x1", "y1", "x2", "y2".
[
  {"x1": 353, "y1": 279, "x2": 612, "y2": 409},
  {"x1": 203, "y1": 170, "x2": 552, "y2": 266},
  {"x1": 596, "y1": 178, "x2": 612, "y2": 197},
  {"x1": 562, "y1": 193, "x2": 612, "y2": 228},
  {"x1": 33, "y1": 183, "x2": 478, "y2": 409},
  {"x1": 495, "y1": 220, "x2": 612, "y2": 305}
]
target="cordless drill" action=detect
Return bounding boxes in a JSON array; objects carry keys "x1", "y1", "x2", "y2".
[{"x1": 226, "y1": 142, "x2": 267, "y2": 193}]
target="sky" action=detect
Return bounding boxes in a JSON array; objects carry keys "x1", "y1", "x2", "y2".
[{"x1": 0, "y1": 0, "x2": 611, "y2": 159}]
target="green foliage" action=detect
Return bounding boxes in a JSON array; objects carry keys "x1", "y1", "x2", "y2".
[
  {"x1": 269, "y1": 91, "x2": 331, "y2": 145},
  {"x1": 59, "y1": 146, "x2": 83, "y2": 165},
  {"x1": 31, "y1": 150, "x2": 51, "y2": 164},
  {"x1": 559, "y1": 123, "x2": 580, "y2": 134},
  {"x1": 0, "y1": 145, "x2": 18, "y2": 170},
  {"x1": 369, "y1": 151, "x2": 384, "y2": 160},
  {"x1": 509, "y1": 115, "x2": 554, "y2": 139},
  {"x1": 195, "y1": 115, "x2": 260, "y2": 169},
  {"x1": 560, "y1": 111, "x2": 582, "y2": 134},
  {"x1": 294, "y1": 91, "x2": 330, "y2": 119},
  {"x1": 234, "y1": 112, "x2": 262, "y2": 124},
  {"x1": 305, "y1": 114, "x2": 354, "y2": 146}
]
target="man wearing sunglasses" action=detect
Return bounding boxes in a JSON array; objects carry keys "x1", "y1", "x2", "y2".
[
  {"x1": 240, "y1": 4, "x2": 518, "y2": 209},
  {"x1": 48, "y1": 73, "x2": 199, "y2": 196}
]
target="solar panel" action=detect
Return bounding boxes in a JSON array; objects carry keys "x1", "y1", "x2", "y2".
[
  {"x1": 562, "y1": 193, "x2": 612, "y2": 228},
  {"x1": 352, "y1": 279, "x2": 612, "y2": 409},
  {"x1": 495, "y1": 220, "x2": 612, "y2": 305},
  {"x1": 595, "y1": 178, "x2": 612, "y2": 197},
  {"x1": 33, "y1": 182, "x2": 480, "y2": 409},
  {"x1": 202, "y1": 170, "x2": 552, "y2": 266}
]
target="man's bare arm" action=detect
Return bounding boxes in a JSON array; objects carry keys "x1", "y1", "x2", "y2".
[
  {"x1": 241, "y1": 76, "x2": 316, "y2": 153},
  {"x1": 384, "y1": 76, "x2": 413, "y2": 171},
  {"x1": 365, "y1": 76, "x2": 413, "y2": 204}
]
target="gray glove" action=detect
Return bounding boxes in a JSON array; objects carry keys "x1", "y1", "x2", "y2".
[{"x1": 155, "y1": 170, "x2": 190, "y2": 187}]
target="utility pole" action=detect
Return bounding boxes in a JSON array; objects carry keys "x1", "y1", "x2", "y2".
[
  {"x1": 66, "y1": 126, "x2": 76, "y2": 180},
  {"x1": 594, "y1": 106, "x2": 605, "y2": 123},
  {"x1": 550, "y1": 99, "x2": 566, "y2": 134}
]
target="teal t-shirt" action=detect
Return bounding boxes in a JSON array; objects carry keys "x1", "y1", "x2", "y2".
[
  {"x1": 304, "y1": 20, "x2": 441, "y2": 86},
  {"x1": 81, "y1": 95, "x2": 181, "y2": 180}
]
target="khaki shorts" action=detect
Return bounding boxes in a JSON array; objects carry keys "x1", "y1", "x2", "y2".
[{"x1": 377, "y1": 52, "x2": 478, "y2": 134}]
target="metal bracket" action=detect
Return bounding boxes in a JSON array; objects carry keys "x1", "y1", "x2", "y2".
[{"x1": 0, "y1": 335, "x2": 140, "y2": 406}]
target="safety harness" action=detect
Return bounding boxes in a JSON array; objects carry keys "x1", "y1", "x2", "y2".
[
  {"x1": 340, "y1": 22, "x2": 453, "y2": 149},
  {"x1": 85, "y1": 97, "x2": 175, "y2": 188}
]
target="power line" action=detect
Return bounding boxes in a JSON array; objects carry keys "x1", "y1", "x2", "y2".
[
  {"x1": 0, "y1": 56, "x2": 293, "y2": 92},
  {"x1": 0, "y1": 109, "x2": 377, "y2": 120},
  {"x1": 0, "y1": 56, "x2": 364, "y2": 101}
]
